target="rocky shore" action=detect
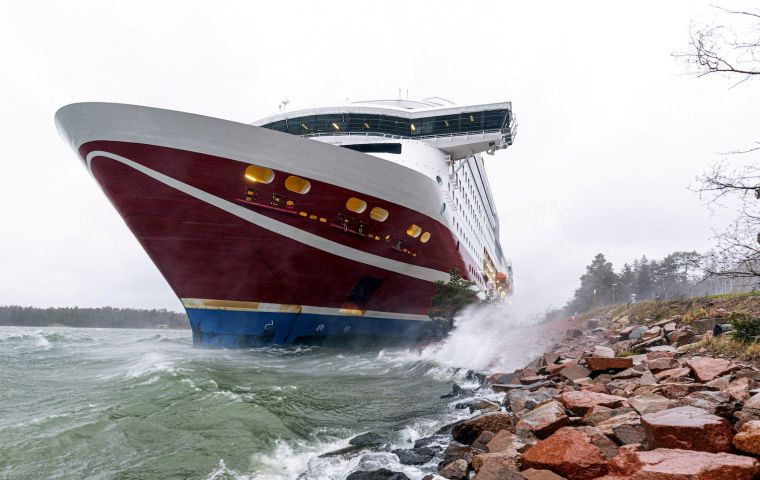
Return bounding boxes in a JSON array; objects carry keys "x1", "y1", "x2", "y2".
[{"x1": 343, "y1": 301, "x2": 760, "y2": 479}]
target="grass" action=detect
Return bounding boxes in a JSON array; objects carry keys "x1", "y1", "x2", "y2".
[{"x1": 681, "y1": 335, "x2": 760, "y2": 361}]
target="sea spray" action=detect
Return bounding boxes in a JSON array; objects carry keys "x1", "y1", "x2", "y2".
[{"x1": 419, "y1": 301, "x2": 552, "y2": 372}]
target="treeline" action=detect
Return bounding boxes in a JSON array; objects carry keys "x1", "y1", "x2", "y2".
[
  {"x1": 566, "y1": 251, "x2": 718, "y2": 314},
  {"x1": 0, "y1": 306, "x2": 189, "y2": 329}
]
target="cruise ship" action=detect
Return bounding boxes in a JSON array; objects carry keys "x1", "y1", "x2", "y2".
[{"x1": 55, "y1": 98, "x2": 515, "y2": 348}]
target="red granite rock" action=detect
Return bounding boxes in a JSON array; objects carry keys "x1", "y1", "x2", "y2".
[
  {"x1": 558, "y1": 391, "x2": 628, "y2": 416},
  {"x1": 585, "y1": 357, "x2": 634, "y2": 371},
  {"x1": 686, "y1": 356, "x2": 739, "y2": 383},
  {"x1": 522, "y1": 427, "x2": 608, "y2": 480},
  {"x1": 641, "y1": 405, "x2": 733, "y2": 452},
  {"x1": 600, "y1": 444, "x2": 759, "y2": 480},
  {"x1": 452, "y1": 412, "x2": 515, "y2": 445},
  {"x1": 515, "y1": 400, "x2": 569, "y2": 439},
  {"x1": 733, "y1": 419, "x2": 760, "y2": 455}
]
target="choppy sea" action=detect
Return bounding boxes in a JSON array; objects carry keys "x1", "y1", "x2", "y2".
[{"x1": 0, "y1": 306, "x2": 547, "y2": 479}]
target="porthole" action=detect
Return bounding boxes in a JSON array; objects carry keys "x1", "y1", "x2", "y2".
[
  {"x1": 244, "y1": 164, "x2": 274, "y2": 184},
  {"x1": 370, "y1": 207, "x2": 389, "y2": 222},
  {"x1": 285, "y1": 175, "x2": 311, "y2": 194},
  {"x1": 346, "y1": 197, "x2": 367, "y2": 213},
  {"x1": 420, "y1": 232, "x2": 431, "y2": 243},
  {"x1": 406, "y1": 224, "x2": 422, "y2": 238}
]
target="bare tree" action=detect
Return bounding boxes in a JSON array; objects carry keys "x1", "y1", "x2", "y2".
[{"x1": 682, "y1": 6, "x2": 760, "y2": 284}]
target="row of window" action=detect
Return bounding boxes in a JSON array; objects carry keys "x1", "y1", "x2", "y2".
[
  {"x1": 244, "y1": 164, "x2": 431, "y2": 244},
  {"x1": 261, "y1": 110, "x2": 510, "y2": 138}
]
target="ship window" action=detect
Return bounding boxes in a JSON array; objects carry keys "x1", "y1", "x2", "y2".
[
  {"x1": 420, "y1": 232, "x2": 431, "y2": 243},
  {"x1": 406, "y1": 224, "x2": 422, "y2": 238},
  {"x1": 369, "y1": 207, "x2": 389, "y2": 222},
  {"x1": 346, "y1": 197, "x2": 367, "y2": 213},
  {"x1": 285, "y1": 175, "x2": 311, "y2": 194},
  {"x1": 245, "y1": 164, "x2": 275, "y2": 184}
]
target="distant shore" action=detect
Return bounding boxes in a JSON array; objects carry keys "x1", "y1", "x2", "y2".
[{"x1": 0, "y1": 305, "x2": 190, "y2": 330}]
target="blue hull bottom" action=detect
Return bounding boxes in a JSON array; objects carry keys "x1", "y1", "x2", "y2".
[{"x1": 186, "y1": 308, "x2": 428, "y2": 348}]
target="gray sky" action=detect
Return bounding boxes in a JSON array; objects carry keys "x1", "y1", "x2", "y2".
[{"x1": 1, "y1": 1, "x2": 758, "y2": 316}]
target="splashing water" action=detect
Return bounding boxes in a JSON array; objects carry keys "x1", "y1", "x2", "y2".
[{"x1": 419, "y1": 302, "x2": 553, "y2": 372}]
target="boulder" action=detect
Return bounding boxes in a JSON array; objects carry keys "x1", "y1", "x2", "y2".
[
  {"x1": 515, "y1": 400, "x2": 569, "y2": 439},
  {"x1": 686, "y1": 356, "x2": 739, "y2": 383},
  {"x1": 590, "y1": 345, "x2": 615, "y2": 358},
  {"x1": 522, "y1": 427, "x2": 608, "y2": 480},
  {"x1": 487, "y1": 429, "x2": 526, "y2": 454},
  {"x1": 641, "y1": 405, "x2": 734, "y2": 452},
  {"x1": 585, "y1": 357, "x2": 634, "y2": 371},
  {"x1": 733, "y1": 419, "x2": 760, "y2": 455},
  {"x1": 393, "y1": 447, "x2": 435, "y2": 465},
  {"x1": 452, "y1": 412, "x2": 515, "y2": 445},
  {"x1": 521, "y1": 469, "x2": 566, "y2": 480},
  {"x1": 346, "y1": 469, "x2": 411, "y2": 480},
  {"x1": 628, "y1": 393, "x2": 676, "y2": 415},
  {"x1": 439, "y1": 458, "x2": 468, "y2": 479},
  {"x1": 601, "y1": 444, "x2": 759, "y2": 480},
  {"x1": 558, "y1": 391, "x2": 628, "y2": 416}
]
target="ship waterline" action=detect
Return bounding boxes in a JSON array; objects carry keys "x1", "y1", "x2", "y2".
[{"x1": 55, "y1": 99, "x2": 514, "y2": 347}]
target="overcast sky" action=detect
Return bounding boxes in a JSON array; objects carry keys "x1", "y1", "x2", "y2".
[{"x1": 1, "y1": 1, "x2": 758, "y2": 316}]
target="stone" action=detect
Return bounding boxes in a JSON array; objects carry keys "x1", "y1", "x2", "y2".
[
  {"x1": 521, "y1": 469, "x2": 565, "y2": 480},
  {"x1": 602, "y1": 444, "x2": 759, "y2": 480},
  {"x1": 654, "y1": 367, "x2": 691, "y2": 382},
  {"x1": 472, "y1": 451, "x2": 522, "y2": 473},
  {"x1": 522, "y1": 427, "x2": 608, "y2": 480},
  {"x1": 515, "y1": 400, "x2": 569, "y2": 439},
  {"x1": 733, "y1": 419, "x2": 760, "y2": 455},
  {"x1": 559, "y1": 364, "x2": 591, "y2": 381},
  {"x1": 487, "y1": 429, "x2": 526, "y2": 454},
  {"x1": 346, "y1": 469, "x2": 410, "y2": 480},
  {"x1": 442, "y1": 442, "x2": 473, "y2": 465},
  {"x1": 452, "y1": 412, "x2": 515, "y2": 445},
  {"x1": 558, "y1": 391, "x2": 628, "y2": 416},
  {"x1": 472, "y1": 431, "x2": 496, "y2": 451},
  {"x1": 611, "y1": 422, "x2": 646, "y2": 445},
  {"x1": 585, "y1": 357, "x2": 633, "y2": 371},
  {"x1": 628, "y1": 393, "x2": 676, "y2": 415},
  {"x1": 727, "y1": 377, "x2": 752, "y2": 403},
  {"x1": 686, "y1": 356, "x2": 739, "y2": 383},
  {"x1": 645, "y1": 357, "x2": 680, "y2": 372},
  {"x1": 641, "y1": 405, "x2": 734, "y2": 452},
  {"x1": 590, "y1": 345, "x2": 615, "y2": 358},
  {"x1": 439, "y1": 458, "x2": 468, "y2": 479},
  {"x1": 393, "y1": 447, "x2": 435, "y2": 465}
]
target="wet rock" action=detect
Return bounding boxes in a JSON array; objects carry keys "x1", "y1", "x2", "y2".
[
  {"x1": 522, "y1": 427, "x2": 608, "y2": 480},
  {"x1": 653, "y1": 367, "x2": 691, "y2": 382},
  {"x1": 472, "y1": 431, "x2": 495, "y2": 451},
  {"x1": 733, "y1": 419, "x2": 760, "y2": 455},
  {"x1": 393, "y1": 447, "x2": 435, "y2": 465},
  {"x1": 452, "y1": 412, "x2": 514, "y2": 445},
  {"x1": 521, "y1": 469, "x2": 566, "y2": 480},
  {"x1": 346, "y1": 469, "x2": 411, "y2": 480},
  {"x1": 686, "y1": 356, "x2": 739, "y2": 383},
  {"x1": 641, "y1": 405, "x2": 733, "y2": 452},
  {"x1": 602, "y1": 444, "x2": 759, "y2": 480},
  {"x1": 515, "y1": 400, "x2": 569, "y2": 439},
  {"x1": 439, "y1": 458, "x2": 468, "y2": 479},
  {"x1": 558, "y1": 391, "x2": 628, "y2": 416},
  {"x1": 559, "y1": 365, "x2": 591, "y2": 381},
  {"x1": 585, "y1": 357, "x2": 633, "y2": 371},
  {"x1": 628, "y1": 393, "x2": 676, "y2": 415},
  {"x1": 487, "y1": 429, "x2": 526, "y2": 454}
]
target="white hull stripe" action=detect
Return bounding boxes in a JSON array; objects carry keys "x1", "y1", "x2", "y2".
[
  {"x1": 87, "y1": 150, "x2": 451, "y2": 283},
  {"x1": 181, "y1": 298, "x2": 431, "y2": 322}
]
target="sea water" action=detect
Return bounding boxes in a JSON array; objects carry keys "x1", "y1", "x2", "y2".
[{"x1": 0, "y1": 306, "x2": 548, "y2": 479}]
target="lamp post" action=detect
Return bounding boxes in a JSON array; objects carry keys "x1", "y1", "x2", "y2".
[{"x1": 612, "y1": 283, "x2": 618, "y2": 304}]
